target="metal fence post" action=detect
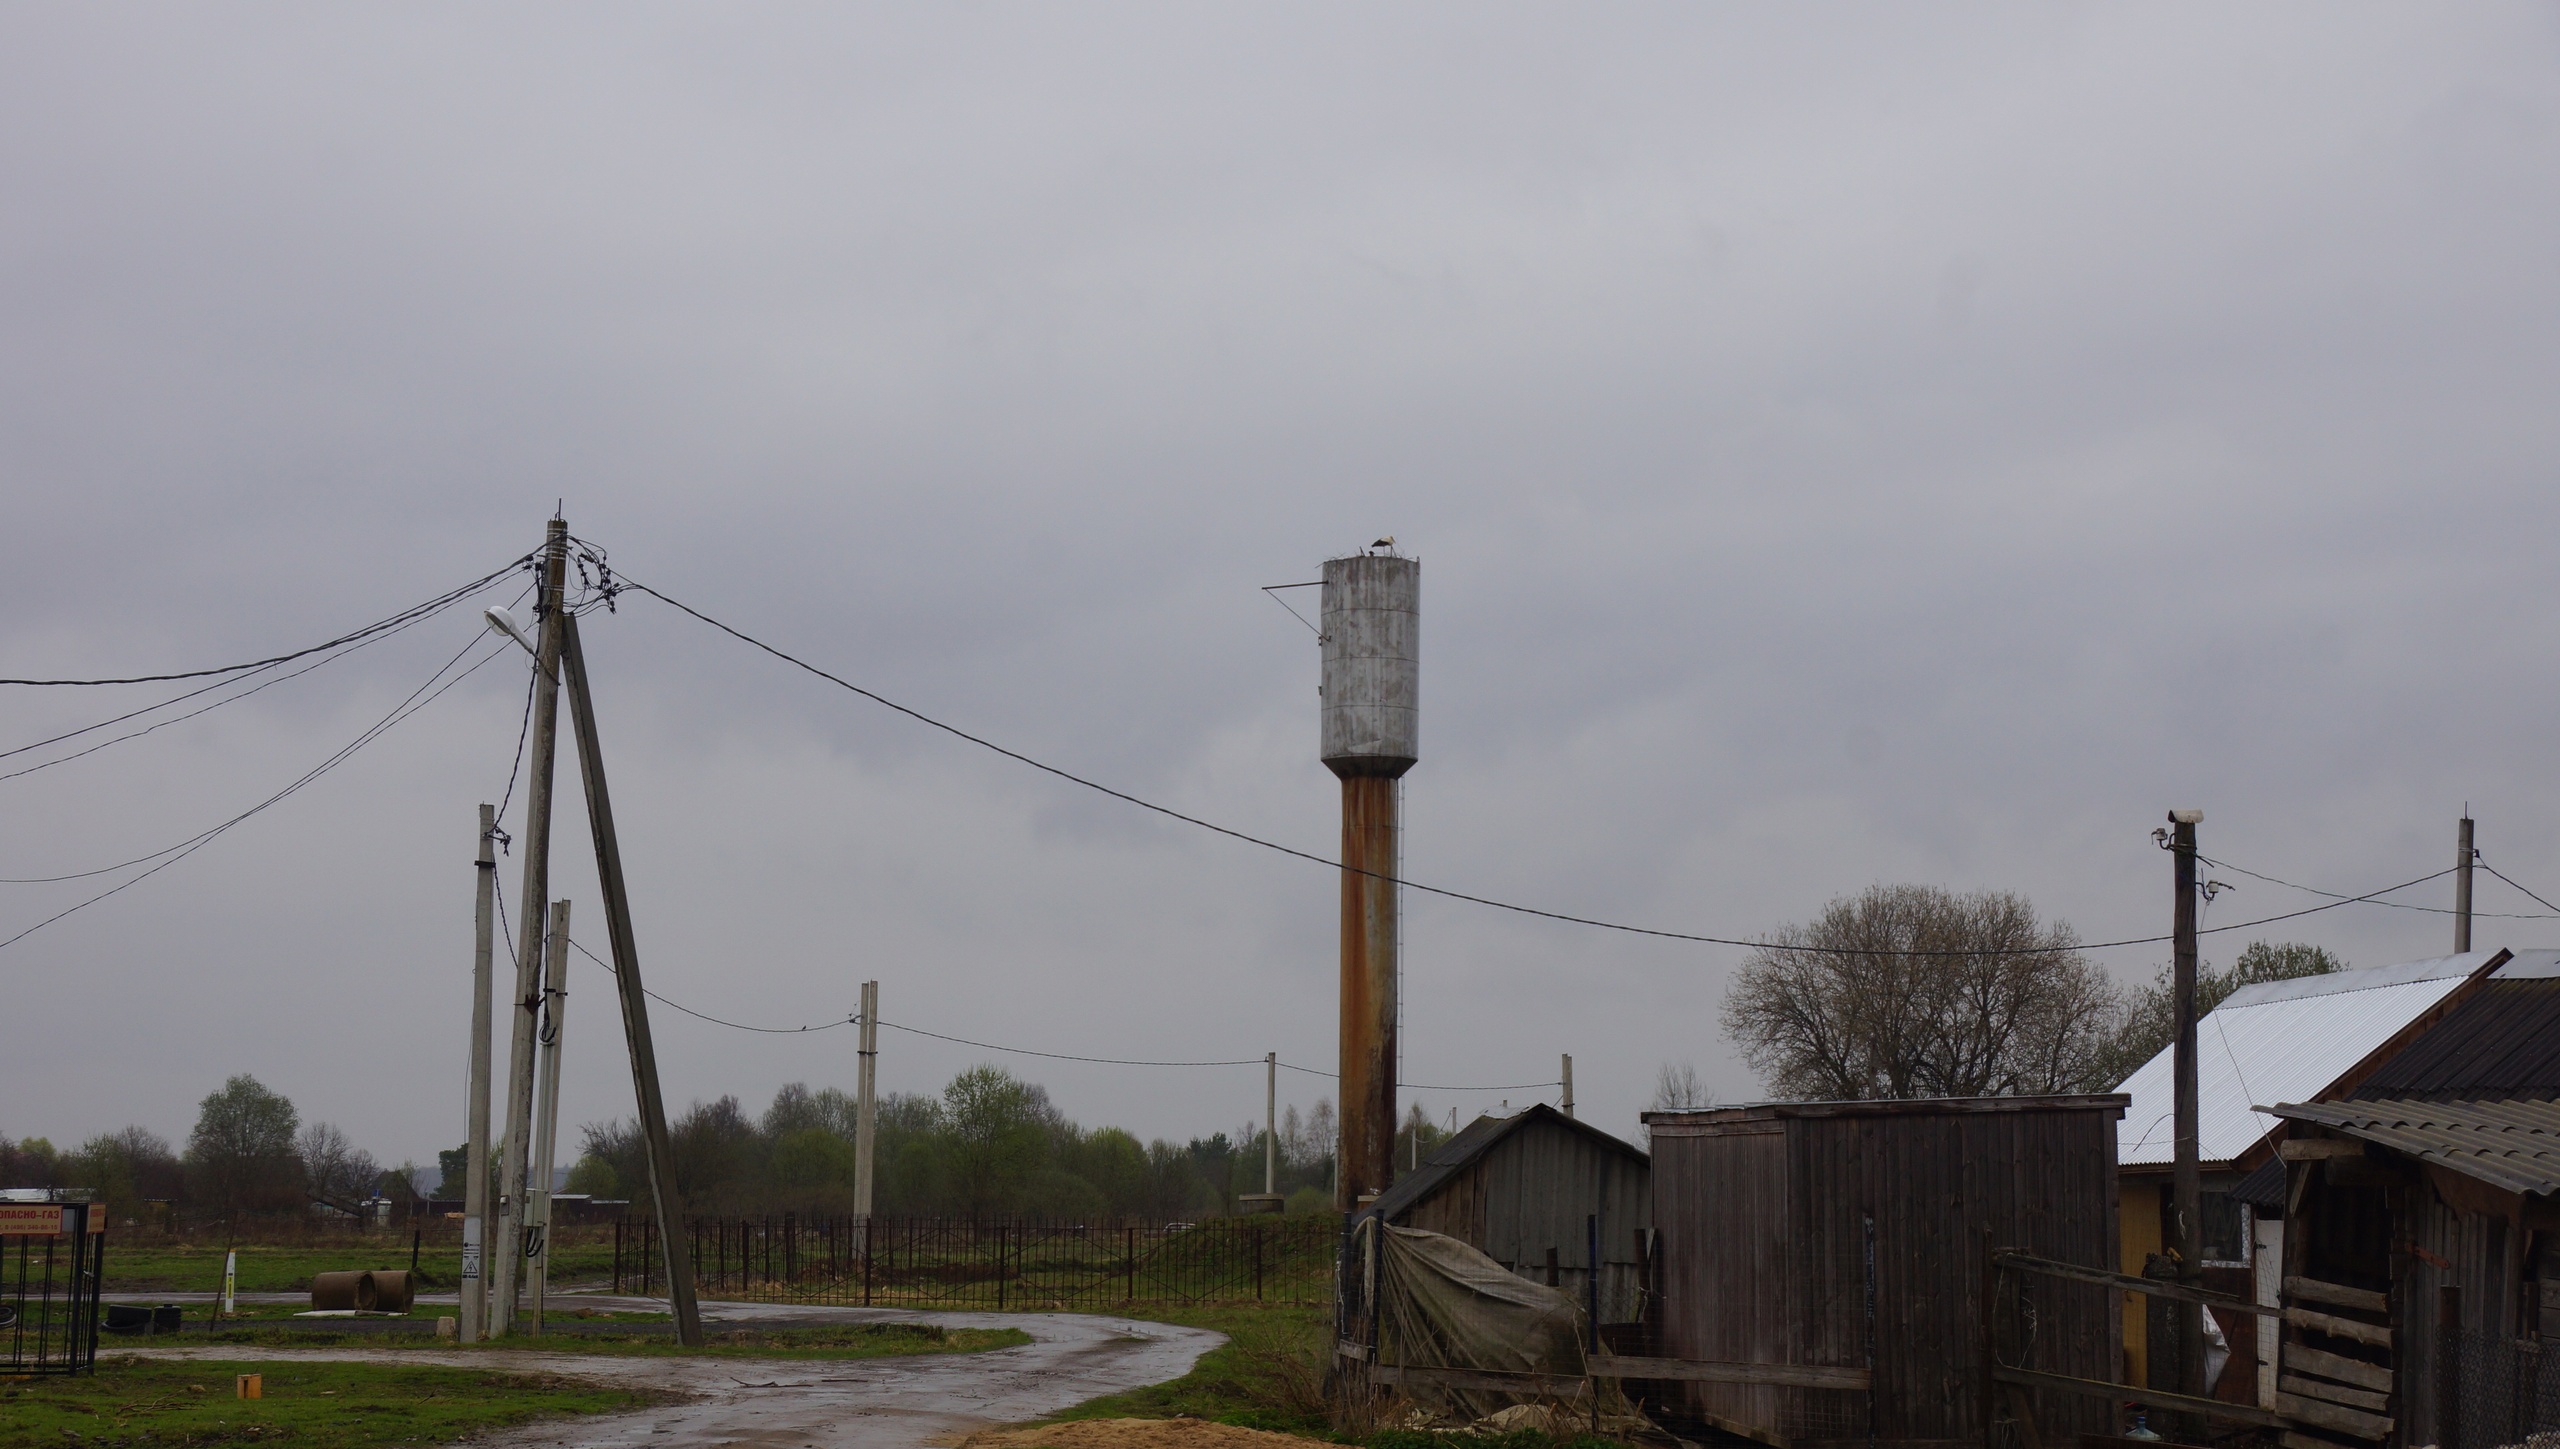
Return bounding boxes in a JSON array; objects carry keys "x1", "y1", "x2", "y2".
[{"x1": 1864, "y1": 1214, "x2": 1878, "y2": 1449}]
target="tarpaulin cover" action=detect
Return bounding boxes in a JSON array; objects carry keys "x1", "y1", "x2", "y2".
[{"x1": 1363, "y1": 1219, "x2": 1589, "y2": 1419}]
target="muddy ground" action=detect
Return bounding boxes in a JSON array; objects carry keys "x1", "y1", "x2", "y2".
[{"x1": 119, "y1": 1293, "x2": 1226, "y2": 1448}]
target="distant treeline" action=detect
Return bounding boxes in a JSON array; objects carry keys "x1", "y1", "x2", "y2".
[
  {"x1": 3, "y1": 1065, "x2": 1458, "y2": 1229},
  {"x1": 1, "y1": 1074, "x2": 401, "y2": 1229},
  {"x1": 547, "y1": 1065, "x2": 1451, "y2": 1220}
]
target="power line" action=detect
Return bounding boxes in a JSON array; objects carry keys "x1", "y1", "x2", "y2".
[
  {"x1": 0, "y1": 632, "x2": 513, "y2": 951},
  {"x1": 556, "y1": 934, "x2": 1555, "y2": 1090},
  {"x1": 0, "y1": 575, "x2": 526, "y2": 786},
  {"x1": 607, "y1": 565, "x2": 2455, "y2": 958},
  {"x1": 2198, "y1": 853, "x2": 2560, "y2": 921},
  {"x1": 0, "y1": 563, "x2": 528, "y2": 764},
  {"x1": 0, "y1": 558, "x2": 532, "y2": 687},
  {"x1": 556, "y1": 933, "x2": 842, "y2": 1034},
  {"x1": 2479, "y1": 860, "x2": 2560, "y2": 917},
  {"x1": 881, "y1": 1017, "x2": 1264, "y2": 1066},
  {"x1": 492, "y1": 663, "x2": 538, "y2": 832}
]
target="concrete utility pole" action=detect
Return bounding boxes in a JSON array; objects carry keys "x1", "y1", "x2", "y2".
[
  {"x1": 560, "y1": 609, "x2": 703, "y2": 1346},
  {"x1": 2456, "y1": 813, "x2": 2476, "y2": 954},
  {"x1": 528, "y1": 898, "x2": 571, "y2": 1334},
  {"x1": 1560, "y1": 1055, "x2": 1574, "y2": 1119},
  {"x1": 494, "y1": 520, "x2": 569, "y2": 1337},
  {"x1": 1241, "y1": 1052, "x2": 1284, "y2": 1213},
  {"x1": 1321, "y1": 550, "x2": 1418, "y2": 1209},
  {"x1": 854, "y1": 980, "x2": 878, "y2": 1222},
  {"x1": 462, "y1": 804, "x2": 497, "y2": 1343},
  {"x1": 2168, "y1": 808, "x2": 2205, "y2": 1405}
]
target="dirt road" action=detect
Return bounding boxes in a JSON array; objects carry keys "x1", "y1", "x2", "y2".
[{"x1": 125, "y1": 1297, "x2": 1226, "y2": 1448}]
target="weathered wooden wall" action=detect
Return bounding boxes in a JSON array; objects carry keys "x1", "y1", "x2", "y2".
[
  {"x1": 1648, "y1": 1097, "x2": 2124, "y2": 1447},
  {"x1": 1398, "y1": 1113, "x2": 1652, "y2": 1319}
]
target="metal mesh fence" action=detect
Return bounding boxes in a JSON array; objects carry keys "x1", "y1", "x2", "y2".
[
  {"x1": 2446, "y1": 1327, "x2": 2560, "y2": 1449},
  {"x1": 614, "y1": 1214, "x2": 1335, "y2": 1309},
  {"x1": 1769, "y1": 1224, "x2": 1879, "y2": 1443},
  {"x1": 1, "y1": 1203, "x2": 105, "y2": 1376}
]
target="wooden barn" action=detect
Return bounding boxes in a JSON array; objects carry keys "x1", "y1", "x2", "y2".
[
  {"x1": 1363, "y1": 1104, "x2": 1652, "y2": 1320},
  {"x1": 1644, "y1": 1095, "x2": 2126, "y2": 1449}
]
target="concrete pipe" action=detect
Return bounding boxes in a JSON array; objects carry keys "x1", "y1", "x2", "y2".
[
  {"x1": 362, "y1": 1270, "x2": 417, "y2": 1313},
  {"x1": 309, "y1": 1271, "x2": 366, "y2": 1311}
]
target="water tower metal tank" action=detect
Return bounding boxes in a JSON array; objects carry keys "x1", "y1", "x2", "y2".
[
  {"x1": 1320, "y1": 551, "x2": 1417, "y2": 1209},
  {"x1": 1320, "y1": 556, "x2": 1419, "y2": 774}
]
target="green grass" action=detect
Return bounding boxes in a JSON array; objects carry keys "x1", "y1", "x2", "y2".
[
  {"x1": 1051, "y1": 1305, "x2": 1335, "y2": 1436},
  {"x1": 102, "y1": 1238, "x2": 617, "y2": 1295},
  {"x1": 168, "y1": 1303, "x2": 666, "y2": 1324},
  {"x1": 0, "y1": 1356, "x2": 672, "y2": 1447},
  {"x1": 180, "y1": 1320, "x2": 1030, "y2": 1360},
  {"x1": 1055, "y1": 1308, "x2": 1638, "y2": 1449}
]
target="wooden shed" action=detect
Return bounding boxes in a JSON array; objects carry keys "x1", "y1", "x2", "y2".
[
  {"x1": 1644, "y1": 1095, "x2": 2127, "y2": 1449},
  {"x1": 2266, "y1": 1097, "x2": 2560, "y2": 1449},
  {"x1": 1364, "y1": 1104, "x2": 1652, "y2": 1321}
]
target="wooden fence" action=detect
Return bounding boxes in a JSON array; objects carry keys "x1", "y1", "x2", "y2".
[{"x1": 614, "y1": 1214, "x2": 1334, "y2": 1309}]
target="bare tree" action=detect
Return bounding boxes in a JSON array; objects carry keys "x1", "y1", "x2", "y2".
[
  {"x1": 1650, "y1": 1062, "x2": 1714, "y2": 1112},
  {"x1": 1721, "y1": 884, "x2": 2121, "y2": 1100},
  {"x1": 297, "y1": 1122, "x2": 380, "y2": 1217}
]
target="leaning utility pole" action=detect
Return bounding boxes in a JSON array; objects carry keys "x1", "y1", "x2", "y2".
[
  {"x1": 528, "y1": 898, "x2": 571, "y2": 1334},
  {"x1": 2168, "y1": 808, "x2": 2205, "y2": 1406},
  {"x1": 462, "y1": 804, "x2": 497, "y2": 1343},
  {"x1": 2456, "y1": 813, "x2": 2476, "y2": 953},
  {"x1": 853, "y1": 979, "x2": 878, "y2": 1222},
  {"x1": 493, "y1": 520, "x2": 569, "y2": 1337},
  {"x1": 559, "y1": 609, "x2": 703, "y2": 1346}
]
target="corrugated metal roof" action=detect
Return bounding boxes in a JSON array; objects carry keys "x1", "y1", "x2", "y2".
[
  {"x1": 2115, "y1": 951, "x2": 2497, "y2": 1168},
  {"x1": 2492, "y1": 950, "x2": 2560, "y2": 980},
  {"x1": 2349, "y1": 972, "x2": 2560, "y2": 1101},
  {"x1": 2269, "y1": 1098, "x2": 2560, "y2": 1197}
]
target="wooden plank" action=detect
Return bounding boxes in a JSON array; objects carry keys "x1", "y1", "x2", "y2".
[
  {"x1": 1988, "y1": 1367, "x2": 2286, "y2": 1429},
  {"x1": 2280, "y1": 1342, "x2": 2393, "y2": 1393},
  {"x1": 1335, "y1": 1340, "x2": 1370, "y2": 1362},
  {"x1": 2273, "y1": 1391, "x2": 2392, "y2": 1441},
  {"x1": 2282, "y1": 1432, "x2": 2343, "y2": 1449},
  {"x1": 2279, "y1": 1139, "x2": 2365, "y2": 1161},
  {"x1": 2277, "y1": 1373, "x2": 2388, "y2": 1413},
  {"x1": 2282, "y1": 1276, "x2": 2388, "y2": 1315},
  {"x1": 1588, "y1": 1353, "x2": 1868, "y2": 1391},
  {"x1": 1993, "y1": 1250, "x2": 2276, "y2": 1317},
  {"x1": 1372, "y1": 1364, "x2": 1588, "y2": 1398},
  {"x1": 2281, "y1": 1306, "x2": 2392, "y2": 1348}
]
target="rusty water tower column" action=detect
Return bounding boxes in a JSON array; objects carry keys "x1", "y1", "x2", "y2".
[{"x1": 1322, "y1": 552, "x2": 1417, "y2": 1209}]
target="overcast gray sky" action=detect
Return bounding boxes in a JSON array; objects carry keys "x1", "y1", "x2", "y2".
[{"x1": 6, "y1": 5, "x2": 2558, "y2": 1169}]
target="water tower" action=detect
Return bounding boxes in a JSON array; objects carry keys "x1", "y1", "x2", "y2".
[{"x1": 1320, "y1": 549, "x2": 1417, "y2": 1207}]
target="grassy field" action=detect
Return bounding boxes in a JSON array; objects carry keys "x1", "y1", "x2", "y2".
[
  {"x1": 101, "y1": 1236, "x2": 616, "y2": 1294},
  {"x1": 1060, "y1": 1307, "x2": 1638, "y2": 1449},
  {"x1": 149, "y1": 1303, "x2": 667, "y2": 1324},
  {"x1": 0, "y1": 1357, "x2": 672, "y2": 1448},
  {"x1": 1053, "y1": 1305, "x2": 1335, "y2": 1436},
  {"x1": 175, "y1": 1320, "x2": 1030, "y2": 1359}
]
